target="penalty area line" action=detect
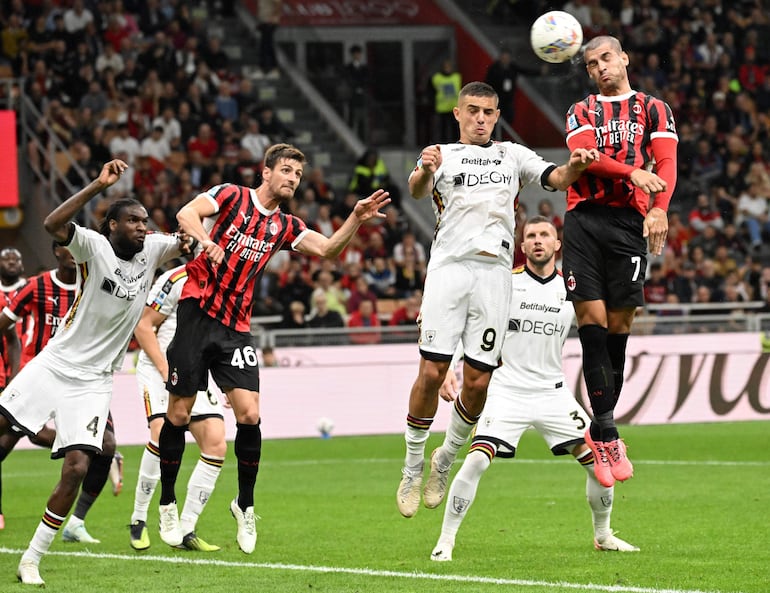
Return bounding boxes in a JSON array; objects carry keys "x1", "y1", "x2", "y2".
[{"x1": 0, "y1": 547, "x2": 737, "y2": 593}]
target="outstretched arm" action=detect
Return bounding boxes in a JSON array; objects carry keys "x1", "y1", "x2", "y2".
[
  {"x1": 546, "y1": 148, "x2": 600, "y2": 190},
  {"x1": 134, "y1": 306, "x2": 169, "y2": 381},
  {"x1": 44, "y1": 159, "x2": 128, "y2": 242},
  {"x1": 297, "y1": 189, "x2": 390, "y2": 258}
]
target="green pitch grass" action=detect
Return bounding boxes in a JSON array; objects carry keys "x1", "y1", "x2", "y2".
[{"x1": 0, "y1": 422, "x2": 767, "y2": 593}]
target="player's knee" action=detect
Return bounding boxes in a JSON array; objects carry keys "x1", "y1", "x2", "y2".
[
  {"x1": 62, "y1": 453, "x2": 92, "y2": 485},
  {"x1": 201, "y1": 437, "x2": 227, "y2": 459}
]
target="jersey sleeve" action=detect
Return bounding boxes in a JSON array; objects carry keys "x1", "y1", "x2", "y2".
[
  {"x1": 146, "y1": 267, "x2": 185, "y2": 315},
  {"x1": 287, "y1": 215, "x2": 310, "y2": 250},
  {"x1": 64, "y1": 225, "x2": 110, "y2": 264},
  {"x1": 5, "y1": 280, "x2": 35, "y2": 321}
]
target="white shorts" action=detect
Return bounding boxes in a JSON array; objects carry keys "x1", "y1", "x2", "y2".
[
  {"x1": 419, "y1": 260, "x2": 512, "y2": 369},
  {"x1": 136, "y1": 360, "x2": 224, "y2": 423},
  {"x1": 474, "y1": 384, "x2": 588, "y2": 456},
  {"x1": 0, "y1": 353, "x2": 112, "y2": 458}
]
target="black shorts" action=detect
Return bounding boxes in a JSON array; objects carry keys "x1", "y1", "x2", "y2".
[
  {"x1": 166, "y1": 299, "x2": 261, "y2": 396},
  {"x1": 562, "y1": 203, "x2": 647, "y2": 309}
]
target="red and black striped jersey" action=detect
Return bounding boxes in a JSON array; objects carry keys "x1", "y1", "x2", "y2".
[
  {"x1": 3, "y1": 270, "x2": 77, "y2": 368},
  {"x1": 565, "y1": 90, "x2": 678, "y2": 217},
  {"x1": 182, "y1": 183, "x2": 309, "y2": 332},
  {"x1": 0, "y1": 290, "x2": 10, "y2": 387}
]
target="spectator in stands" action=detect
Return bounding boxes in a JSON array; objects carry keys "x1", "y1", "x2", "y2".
[
  {"x1": 214, "y1": 82, "x2": 238, "y2": 122},
  {"x1": 257, "y1": 0, "x2": 281, "y2": 79},
  {"x1": 64, "y1": 0, "x2": 94, "y2": 39},
  {"x1": 346, "y1": 275, "x2": 378, "y2": 315},
  {"x1": 347, "y1": 299, "x2": 381, "y2": 345},
  {"x1": 311, "y1": 270, "x2": 347, "y2": 318},
  {"x1": 714, "y1": 159, "x2": 746, "y2": 224},
  {"x1": 240, "y1": 118, "x2": 271, "y2": 163},
  {"x1": 393, "y1": 250, "x2": 425, "y2": 297},
  {"x1": 257, "y1": 104, "x2": 293, "y2": 143},
  {"x1": 736, "y1": 182, "x2": 770, "y2": 251},
  {"x1": 108, "y1": 121, "x2": 140, "y2": 164},
  {"x1": 306, "y1": 166, "x2": 335, "y2": 206},
  {"x1": 389, "y1": 292, "x2": 422, "y2": 327},
  {"x1": 280, "y1": 300, "x2": 308, "y2": 330},
  {"x1": 364, "y1": 256, "x2": 397, "y2": 299},
  {"x1": 392, "y1": 229, "x2": 427, "y2": 267},
  {"x1": 140, "y1": 125, "x2": 171, "y2": 167},
  {"x1": 348, "y1": 148, "x2": 401, "y2": 206},
  {"x1": 431, "y1": 58, "x2": 461, "y2": 144},
  {"x1": 343, "y1": 44, "x2": 370, "y2": 141},
  {"x1": 187, "y1": 123, "x2": 219, "y2": 166},
  {"x1": 138, "y1": 0, "x2": 168, "y2": 37},
  {"x1": 152, "y1": 106, "x2": 182, "y2": 146},
  {"x1": 202, "y1": 36, "x2": 229, "y2": 75},
  {"x1": 536, "y1": 198, "x2": 563, "y2": 230},
  {"x1": 643, "y1": 262, "x2": 668, "y2": 306},
  {"x1": 670, "y1": 260, "x2": 698, "y2": 304},
  {"x1": 307, "y1": 292, "x2": 346, "y2": 329},
  {"x1": 688, "y1": 192, "x2": 724, "y2": 234}
]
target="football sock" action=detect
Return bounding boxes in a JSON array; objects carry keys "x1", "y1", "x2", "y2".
[
  {"x1": 607, "y1": 333, "x2": 630, "y2": 406},
  {"x1": 578, "y1": 324, "x2": 618, "y2": 441},
  {"x1": 438, "y1": 450, "x2": 490, "y2": 543},
  {"x1": 181, "y1": 455, "x2": 223, "y2": 534},
  {"x1": 235, "y1": 422, "x2": 261, "y2": 510},
  {"x1": 437, "y1": 395, "x2": 479, "y2": 468},
  {"x1": 584, "y1": 461, "x2": 613, "y2": 537},
  {"x1": 158, "y1": 418, "x2": 187, "y2": 505},
  {"x1": 404, "y1": 415, "x2": 432, "y2": 471},
  {"x1": 23, "y1": 508, "x2": 64, "y2": 563},
  {"x1": 131, "y1": 441, "x2": 160, "y2": 523},
  {"x1": 73, "y1": 452, "x2": 112, "y2": 520}
]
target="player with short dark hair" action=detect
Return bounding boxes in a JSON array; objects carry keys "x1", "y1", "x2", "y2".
[
  {"x1": 430, "y1": 216, "x2": 638, "y2": 561},
  {"x1": 397, "y1": 81, "x2": 599, "y2": 518},
  {"x1": 562, "y1": 35, "x2": 678, "y2": 486},
  {"x1": 0, "y1": 243, "x2": 124, "y2": 543},
  {"x1": 0, "y1": 159, "x2": 189, "y2": 585},
  {"x1": 156, "y1": 143, "x2": 390, "y2": 553}
]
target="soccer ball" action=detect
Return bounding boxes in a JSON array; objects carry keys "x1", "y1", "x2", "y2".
[
  {"x1": 530, "y1": 11, "x2": 583, "y2": 64},
  {"x1": 316, "y1": 417, "x2": 335, "y2": 438}
]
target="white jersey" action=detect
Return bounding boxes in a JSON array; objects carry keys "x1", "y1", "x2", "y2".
[
  {"x1": 42, "y1": 225, "x2": 181, "y2": 375},
  {"x1": 137, "y1": 265, "x2": 187, "y2": 370},
  {"x1": 491, "y1": 266, "x2": 575, "y2": 392},
  {"x1": 414, "y1": 141, "x2": 555, "y2": 271}
]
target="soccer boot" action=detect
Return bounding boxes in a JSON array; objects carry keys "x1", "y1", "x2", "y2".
[
  {"x1": 130, "y1": 520, "x2": 150, "y2": 550},
  {"x1": 584, "y1": 429, "x2": 615, "y2": 487},
  {"x1": 396, "y1": 465, "x2": 423, "y2": 518},
  {"x1": 62, "y1": 519, "x2": 101, "y2": 543},
  {"x1": 605, "y1": 438, "x2": 634, "y2": 482},
  {"x1": 110, "y1": 451, "x2": 124, "y2": 495},
  {"x1": 176, "y1": 531, "x2": 221, "y2": 552},
  {"x1": 594, "y1": 531, "x2": 640, "y2": 552},
  {"x1": 230, "y1": 499, "x2": 258, "y2": 554},
  {"x1": 430, "y1": 539, "x2": 454, "y2": 562},
  {"x1": 17, "y1": 560, "x2": 45, "y2": 586},
  {"x1": 423, "y1": 448, "x2": 451, "y2": 509}
]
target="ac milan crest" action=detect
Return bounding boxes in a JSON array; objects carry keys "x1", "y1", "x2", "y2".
[{"x1": 566, "y1": 273, "x2": 576, "y2": 291}]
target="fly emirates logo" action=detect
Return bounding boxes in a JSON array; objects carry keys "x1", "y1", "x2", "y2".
[
  {"x1": 224, "y1": 224, "x2": 274, "y2": 262},
  {"x1": 595, "y1": 119, "x2": 644, "y2": 148}
]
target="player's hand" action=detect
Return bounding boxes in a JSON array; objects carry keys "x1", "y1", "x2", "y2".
[
  {"x1": 629, "y1": 169, "x2": 667, "y2": 194},
  {"x1": 176, "y1": 230, "x2": 196, "y2": 256},
  {"x1": 200, "y1": 239, "x2": 225, "y2": 265},
  {"x1": 438, "y1": 368, "x2": 459, "y2": 402},
  {"x1": 353, "y1": 189, "x2": 391, "y2": 223},
  {"x1": 97, "y1": 159, "x2": 129, "y2": 187},
  {"x1": 568, "y1": 148, "x2": 600, "y2": 171},
  {"x1": 419, "y1": 144, "x2": 442, "y2": 173},
  {"x1": 643, "y1": 206, "x2": 668, "y2": 256}
]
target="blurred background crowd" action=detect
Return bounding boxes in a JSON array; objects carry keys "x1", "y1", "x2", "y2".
[{"x1": 1, "y1": 0, "x2": 770, "y2": 342}]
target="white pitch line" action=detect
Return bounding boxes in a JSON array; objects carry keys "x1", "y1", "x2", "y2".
[
  {"x1": 4, "y1": 457, "x2": 768, "y2": 479},
  {"x1": 0, "y1": 547, "x2": 745, "y2": 593}
]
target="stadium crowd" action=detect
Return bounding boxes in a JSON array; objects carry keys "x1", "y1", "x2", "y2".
[{"x1": 0, "y1": 0, "x2": 769, "y2": 341}]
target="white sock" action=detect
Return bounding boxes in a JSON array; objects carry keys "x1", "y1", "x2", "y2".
[
  {"x1": 131, "y1": 442, "x2": 160, "y2": 524},
  {"x1": 180, "y1": 455, "x2": 223, "y2": 535},
  {"x1": 404, "y1": 420, "x2": 431, "y2": 471},
  {"x1": 584, "y1": 464, "x2": 613, "y2": 538},
  {"x1": 22, "y1": 509, "x2": 64, "y2": 564},
  {"x1": 437, "y1": 396, "x2": 477, "y2": 468},
  {"x1": 437, "y1": 450, "x2": 490, "y2": 544}
]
